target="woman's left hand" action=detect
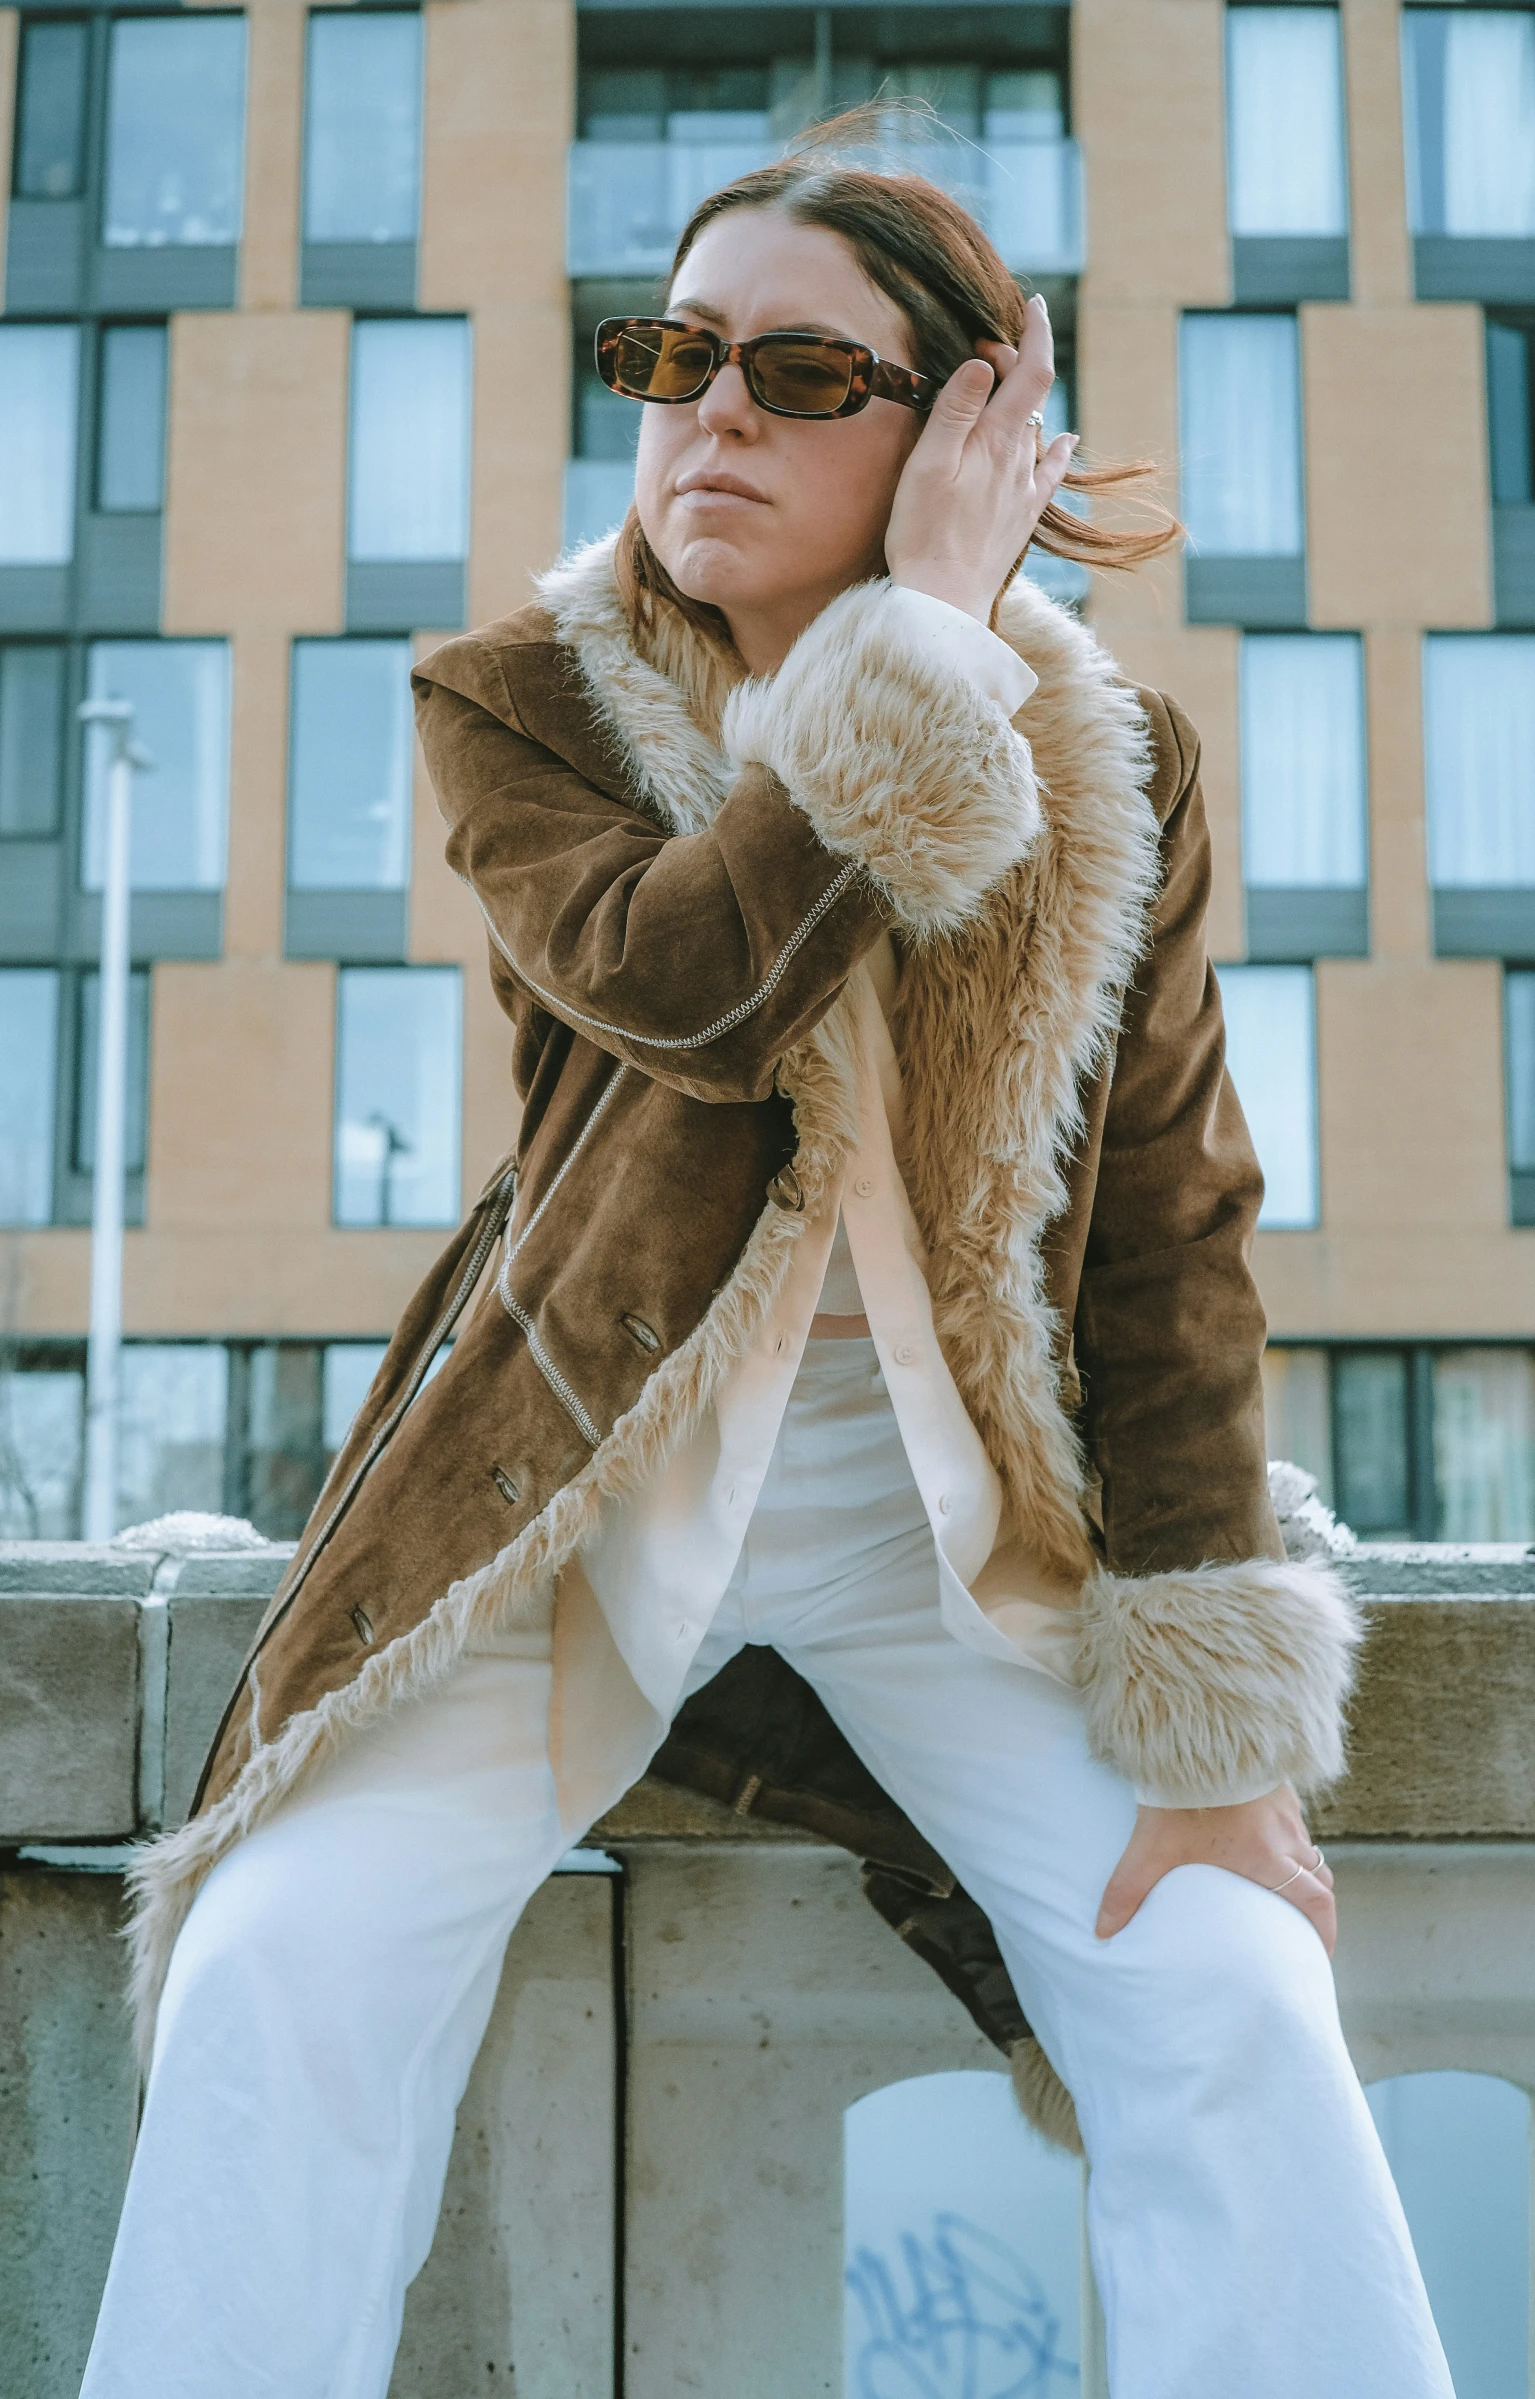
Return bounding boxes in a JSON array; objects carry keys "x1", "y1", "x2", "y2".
[
  {"x1": 1095, "y1": 1783, "x2": 1337, "y2": 1954},
  {"x1": 884, "y1": 292, "x2": 1078, "y2": 625}
]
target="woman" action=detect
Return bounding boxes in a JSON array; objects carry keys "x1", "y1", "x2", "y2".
[{"x1": 84, "y1": 146, "x2": 1454, "y2": 2398}]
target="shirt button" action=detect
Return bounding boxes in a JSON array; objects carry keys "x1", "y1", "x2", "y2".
[
  {"x1": 854, "y1": 1176, "x2": 873, "y2": 1198},
  {"x1": 938, "y1": 1492, "x2": 953, "y2": 1515},
  {"x1": 894, "y1": 1342, "x2": 916, "y2": 1365}
]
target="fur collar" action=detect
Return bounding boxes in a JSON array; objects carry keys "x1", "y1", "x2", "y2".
[{"x1": 536, "y1": 535, "x2": 1162, "y2": 1579}]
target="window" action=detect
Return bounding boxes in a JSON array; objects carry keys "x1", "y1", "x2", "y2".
[
  {"x1": 1226, "y1": 7, "x2": 1348, "y2": 235},
  {"x1": 333, "y1": 966, "x2": 462, "y2": 1226},
  {"x1": 304, "y1": 10, "x2": 422, "y2": 245},
  {"x1": 1215, "y1": 964, "x2": 1319, "y2": 1227},
  {"x1": 1434, "y1": 1349, "x2": 1535, "y2": 1539},
  {"x1": 82, "y1": 641, "x2": 231, "y2": 892},
  {"x1": 287, "y1": 640, "x2": 413, "y2": 890},
  {"x1": 1240, "y1": 634, "x2": 1367, "y2": 955},
  {"x1": 13, "y1": 17, "x2": 89, "y2": 200},
  {"x1": 1421, "y1": 634, "x2": 1535, "y2": 951},
  {"x1": 322, "y1": 1341, "x2": 390, "y2": 1454},
  {"x1": 1180, "y1": 314, "x2": 1306, "y2": 624},
  {"x1": 1507, "y1": 971, "x2": 1535, "y2": 1225},
  {"x1": 1273, "y1": 1340, "x2": 1535, "y2": 1538},
  {"x1": 0, "y1": 1360, "x2": 83, "y2": 1539},
  {"x1": 103, "y1": 14, "x2": 248, "y2": 250},
  {"x1": 96, "y1": 325, "x2": 168, "y2": 512},
  {"x1": 0, "y1": 323, "x2": 80, "y2": 565},
  {"x1": 1488, "y1": 319, "x2": 1534, "y2": 504},
  {"x1": 348, "y1": 318, "x2": 472, "y2": 564},
  {"x1": 0, "y1": 968, "x2": 59, "y2": 1225},
  {"x1": 116, "y1": 1344, "x2": 229, "y2": 1528},
  {"x1": 1260, "y1": 1343, "x2": 1333, "y2": 1497},
  {"x1": 0, "y1": 646, "x2": 66, "y2": 837},
  {"x1": 1335, "y1": 1348, "x2": 1414, "y2": 1534},
  {"x1": 72, "y1": 969, "x2": 151, "y2": 1176},
  {"x1": 1403, "y1": 9, "x2": 1535, "y2": 239}
]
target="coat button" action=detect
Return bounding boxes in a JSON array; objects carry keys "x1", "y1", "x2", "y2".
[
  {"x1": 894, "y1": 1342, "x2": 916, "y2": 1365},
  {"x1": 768, "y1": 1164, "x2": 803, "y2": 1212},
  {"x1": 853, "y1": 1176, "x2": 873, "y2": 1198}
]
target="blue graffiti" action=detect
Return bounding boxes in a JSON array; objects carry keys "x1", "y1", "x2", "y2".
[{"x1": 846, "y1": 2211, "x2": 1079, "y2": 2399}]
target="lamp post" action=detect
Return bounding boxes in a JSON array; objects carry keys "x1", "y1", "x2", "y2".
[{"x1": 78, "y1": 698, "x2": 152, "y2": 1544}]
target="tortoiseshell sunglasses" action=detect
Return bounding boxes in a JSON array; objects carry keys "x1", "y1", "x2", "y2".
[{"x1": 595, "y1": 316, "x2": 938, "y2": 420}]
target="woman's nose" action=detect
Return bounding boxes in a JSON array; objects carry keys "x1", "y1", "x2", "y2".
[{"x1": 696, "y1": 361, "x2": 759, "y2": 439}]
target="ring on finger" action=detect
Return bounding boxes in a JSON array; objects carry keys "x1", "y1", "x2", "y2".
[
  {"x1": 1026, "y1": 407, "x2": 1046, "y2": 461},
  {"x1": 1268, "y1": 1845, "x2": 1326, "y2": 1895}
]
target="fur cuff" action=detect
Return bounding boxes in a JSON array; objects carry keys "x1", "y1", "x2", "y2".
[
  {"x1": 1076, "y1": 1556, "x2": 1365, "y2": 1810},
  {"x1": 1011, "y1": 2037, "x2": 1085, "y2": 2156},
  {"x1": 720, "y1": 579, "x2": 1042, "y2": 941}
]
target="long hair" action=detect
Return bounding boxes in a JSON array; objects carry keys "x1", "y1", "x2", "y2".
[{"x1": 616, "y1": 113, "x2": 1182, "y2": 648}]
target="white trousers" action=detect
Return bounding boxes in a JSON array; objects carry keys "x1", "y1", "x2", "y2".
[{"x1": 83, "y1": 1341, "x2": 1454, "y2": 2399}]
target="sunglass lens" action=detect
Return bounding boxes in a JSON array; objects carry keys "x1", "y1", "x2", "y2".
[
  {"x1": 751, "y1": 340, "x2": 856, "y2": 415},
  {"x1": 612, "y1": 323, "x2": 715, "y2": 400}
]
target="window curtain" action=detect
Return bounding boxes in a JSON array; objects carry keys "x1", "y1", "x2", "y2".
[
  {"x1": 1443, "y1": 11, "x2": 1535, "y2": 237},
  {"x1": 83, "y1": 641, "x2": 231, "y2": 891},
  {"x1": 1433, "y1": 1349, "x2": 1535, "y2": 1541},
  {"x1": 0, "y1": 325, "x2": 79, "y2": 565},
  {"x1": 1213, "y1": 964, "x2": 1319, "y2": 1227},
  {"x1": 1226, "y1": 6, "x2": 1348, "y2": 236},
  {"x1": 348, "y1": 319, "x2": 472, "y2": 563},
  {"x1": 1179, "y1": 314, "x2": 1304, "y2": 555},
  {"x1": 1241, "y1": 634, "x2": 1367, "y2": 886},
  {"x1": 1422, "y1": 635, "x2": 1535, "y2": 887}
]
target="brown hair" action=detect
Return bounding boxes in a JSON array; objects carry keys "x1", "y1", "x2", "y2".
[{"x1": 616, "y1": 114, "x2": 1182, "y2": 647}]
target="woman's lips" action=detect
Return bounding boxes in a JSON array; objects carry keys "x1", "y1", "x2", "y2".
[{"x1": 674, "y1": 472, "x2": 768, "y2": 505}]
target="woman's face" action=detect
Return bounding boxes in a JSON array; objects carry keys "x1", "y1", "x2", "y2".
[{"x1": 634, "y1": 207, "x2": 925, "y2": 646}]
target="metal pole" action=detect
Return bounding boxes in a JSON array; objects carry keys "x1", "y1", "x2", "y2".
[{"x1": 78, "y1": 700, "x2": 149, "y2": 1544}]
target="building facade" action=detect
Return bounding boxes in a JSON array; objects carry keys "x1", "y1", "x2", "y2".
[{"x1": 0, "y1": 0, "x2": 1532, "y2": 1544}]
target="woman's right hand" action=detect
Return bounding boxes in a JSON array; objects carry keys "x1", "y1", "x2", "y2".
[{"x1": 883, "y1": 293, "x2": 1077, "y2": 625}]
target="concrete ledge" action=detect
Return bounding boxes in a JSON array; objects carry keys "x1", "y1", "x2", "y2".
[{"x1": 3, "y1": 1542, "x2": 1533, "y2": 1849}]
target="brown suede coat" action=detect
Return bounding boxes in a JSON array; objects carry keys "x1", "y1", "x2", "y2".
[{"x1": 143, "y1": 558, "x2": 1357, "y2": 2135}]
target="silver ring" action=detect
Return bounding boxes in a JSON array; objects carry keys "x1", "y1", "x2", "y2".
[
  {"x1": 1269, "y1": 1847, "x2": 1325, "y2": 1895},
  {"x1": 1026, "y1": 407, "x2": 1046, "y2": 461}
]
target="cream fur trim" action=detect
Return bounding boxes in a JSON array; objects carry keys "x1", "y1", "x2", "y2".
[
  {"x1": 1075, "y1": 1556, "x2": 1366, "y2": 1809},
  {"x1": 720, "y1": 581, "x2": 1042, "y2": 941},
  {"x1": 1010, "y1": 2038, "x2": 1085, "y2": 2157}
]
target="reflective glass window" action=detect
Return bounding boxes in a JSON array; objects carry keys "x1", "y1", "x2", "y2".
[
  {"x1": 1179, "y1": 313, "x2": 1305, "y2": 556},
  {"x1": 0, "y1": 1365, "x2": 83, "y2": 1539},
  {"x1": 1226, "y1": 6, "x2": 1348, "y2": 235},
  {"x1": 1261, "y1": 1344, "x2": 1333, "y2": 1502},
  {"x1": 321, "y1": 1340, "x2": 390, "y2": 1453},
  {"x1": 0, "y1": 324, "x2": 80, "y2": 565},
  {"x1": 0, "y1": 968, "x2": 59, "y2": 1225},
  {"x1": 98, "y1": 326, "x2": 168, "y2": 512},
  {"x1": 0, "y1": 646, "x2": 67, "y2": 837},
  {"x1": 334, "y1": 966, "x2": 461, "y2": 1226},
  {"x1": 304, "y1": 10, "x2": 422, "y2": 244},
  {"x1": 1486, "y1": 320, "x2": 1534, "y2": 505},
  {"x1": 72, "y1": 969, "x2": 151, "y2": 1175},
  {"x1": 116, "y1": 1344, "x2": 229, "y2": 1529},
  {"x1": 288, "y1": 639, "x2": 413, "y2": 890},
  {"x1": 15, "y1": 18, "x2": 89, "y2": 200},
  {"x1": 348, "y1": 317, "x2": 472, "y2": 563},
  {"x1": 1403, "y1": 8, "x2": 1535, "y2": 237},
  {"x1": 1422, "y1": 635, "x2": 1535, "y2": 887},
  {"x1": 1334, "y1": 1349, "x2": 1412, "y2": 1535},
  {"x1": 1240, "y1": 634, "x2": 1366, "y2": 887},
  {"x1": 1214, "y1": 963, "x2": 1319, "y2": 1227},
  {"x1": 1509, "y1": 973, "x2": 1535, "y2": 1173},
  {"x1": 103, "y1": 14, "x2": 248, "y2": 249},
  {"x1": 82, "y1": 641, "x2": 231, "y2": 892}
]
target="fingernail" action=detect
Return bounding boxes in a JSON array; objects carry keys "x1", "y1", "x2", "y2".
[
  {"x1": 1068, "y1": 433, "x2": 1081, "y2": 450},
  {"x1": 1036, "y1": 292, "x2": 1050, "y2": 320}
]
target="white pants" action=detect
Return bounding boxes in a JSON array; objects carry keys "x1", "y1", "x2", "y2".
[{"x1": 83, "y1": 1341, "x2": 1454, "y2": 2399}]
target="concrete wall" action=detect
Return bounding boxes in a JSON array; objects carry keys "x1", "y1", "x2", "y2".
[{"x1": 4, "y1": 1539, "x2": 1535, "y2": 2392}]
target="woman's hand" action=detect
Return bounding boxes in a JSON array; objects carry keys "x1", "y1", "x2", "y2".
[
  {"x1": 1096, "y1": 1783, "x2": 1337, "y2": 1954},
  {"x1": 884, "y1": 292, "x2": 1078, "y2": 624}
]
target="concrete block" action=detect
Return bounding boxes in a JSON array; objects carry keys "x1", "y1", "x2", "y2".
[
  {"x1": 622, "y1": 1845, "x2": 994, "y2": 2399},
  {"x1": 162, "y1": 1586, "x2": 276, "y2": 1829},
  {"x1": 1317, "y1": 1597, "x2": 1535, "y2": 1839},
  {"x1": 390, "y1": 1873, "x2": 617, "y2": 2398},
  {"x1": 167, "y1": 1548, "x2": 293, "y2": 1600},
  {"x1": 0, "y1": 1869, "x2": 138, "y2": 2398},
  {"x1": 0, "y1": 1596, "x2": 141, "y2": 1841},
  {"x1": 0, "y1": 1545, "x2": 156, "y2": 1596},
  {"x1": 1333, "y1": 1846, "x2": 1535, "y2": 2087}
]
